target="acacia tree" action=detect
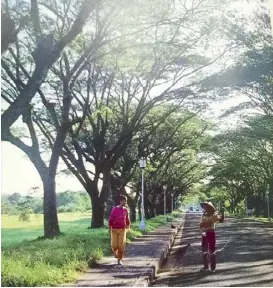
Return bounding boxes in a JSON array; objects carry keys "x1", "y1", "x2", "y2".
[
  {"x1": 207, "y1": 118, "x2": 273, "y2": 216},
  {"x1": 1, "y1": 0, "x2": 108, "y2": 237},
  {"x1": 1, "y1": 52, "x2": 95, "y2": 237},
  {"x1": 140, "y1": 112, "x2": 208, "y2": 218}
]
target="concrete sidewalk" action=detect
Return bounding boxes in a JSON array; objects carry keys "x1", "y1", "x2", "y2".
[{"x1": 62, "y1": 214, "x2": 185, "y2": 287}]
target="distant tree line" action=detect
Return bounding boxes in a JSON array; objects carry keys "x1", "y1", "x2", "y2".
[{"x1": 1, "y1": 191, "x2": 91, "y2": 215}]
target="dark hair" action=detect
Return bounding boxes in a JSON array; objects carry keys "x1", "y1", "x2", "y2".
[{"x1": 120, "y1": 195, "x2": 127, "y2": 202}]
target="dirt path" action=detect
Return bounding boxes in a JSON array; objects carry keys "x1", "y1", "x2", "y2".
[{"x1": 151, "y1": 213, "x2": 273, "y2": 287}]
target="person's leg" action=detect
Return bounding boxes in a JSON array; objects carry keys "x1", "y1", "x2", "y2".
[
  {"x1": 111, "y1": 229, "x2": 119, "y2": 257},
  {"x1": 208, "y1": 231, "x2": 216, "y2": 271},
  {"x1": 201, "y1": 232, "x2": 209, "y2": 270},
  {"x1": 117, "y1": 229, "x2": 127, "y2": 262}
]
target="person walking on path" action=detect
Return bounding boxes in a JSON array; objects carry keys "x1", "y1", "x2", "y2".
[
  {"x1": 108, "y1": 195, "x2": 131, "y2": 265},
  {"x1": 199, "y1": 201, "x2": 224, "y2": 273}
]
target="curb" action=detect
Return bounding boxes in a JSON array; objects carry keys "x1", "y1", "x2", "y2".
[{"x1": 132, "y1": 214, "x2": 186, "y2": 287}]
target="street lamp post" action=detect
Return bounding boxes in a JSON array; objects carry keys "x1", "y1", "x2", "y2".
[
  {"x1": 172, "y1": 187, "x2": 178, "y2": 212},
  {"x1": 266, "y1": 185, "x2": 270, "y2": 221},
  {"x1": 163, "y1": 184, "x2": 167, "y2": 223},
  {"x1": 139, "y1": 157, "x2": 146, "y2": 231}
]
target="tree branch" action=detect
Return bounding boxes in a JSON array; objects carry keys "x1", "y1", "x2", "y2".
[{"x1": 31, "y1": 0, "x2": 42, "y2": 42}]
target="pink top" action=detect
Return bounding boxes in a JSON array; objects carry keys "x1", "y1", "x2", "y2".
[{"x1": 108, "y1": 206, "x2": 131, "y2": 229}]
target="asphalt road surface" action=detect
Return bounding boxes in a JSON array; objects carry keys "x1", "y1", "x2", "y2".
[{"x1": 152, "y1": 213, "x2": 273, "y2": 287}]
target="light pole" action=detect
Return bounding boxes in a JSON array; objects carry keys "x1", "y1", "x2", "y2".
[
  {"x1": 245, "y1": 197, "x2": 248, "y2": 216},
  {"x1": 266, "y1": 185, "x2": 270, "y2": 221},
  {"x1": 163, "y1": 184, "x2": 167, "y2": 223},
  {"x1": 139, "y1": 157, "x2": 146, "y2": 231},
  {"x1": 172, "y1": 187, "x2": 178, "y2": 212}
]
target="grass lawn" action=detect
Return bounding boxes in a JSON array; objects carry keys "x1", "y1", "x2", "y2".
[
  {"x1": 1, "y1": 211, "x2": 180, "y2": 287},
  {"x1": 1, "y1": 212, "x2": 92, "y2": 247}
]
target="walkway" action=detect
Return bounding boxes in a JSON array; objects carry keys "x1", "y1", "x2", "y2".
[{"x1": 62, "y1": 214, "x2": 185, "y2": 287}]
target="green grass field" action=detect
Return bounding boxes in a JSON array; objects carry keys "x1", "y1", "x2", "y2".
[
  {"x1": 1, "y1": 212, "x2": 92, "y2": 247},
  {"x1": 1, "y1": 211, "x2": 179, "y2": 287}
]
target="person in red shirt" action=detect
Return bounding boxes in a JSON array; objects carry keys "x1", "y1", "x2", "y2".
[
  {"x1": 108, "y1": 195, "x2": 131, "y2": 265},
  {"x1": 199, "y1": 201, "x2": 224, "y2": 272}
]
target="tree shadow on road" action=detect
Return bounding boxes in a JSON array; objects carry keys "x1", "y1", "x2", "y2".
[{"x1": 152, "y1": 214, "x2": 273, "y2": 287}]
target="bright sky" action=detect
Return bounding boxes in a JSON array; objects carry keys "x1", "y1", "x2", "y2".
[{"x1": 1, "y1": 142, "x2": 83, "y2": 195}]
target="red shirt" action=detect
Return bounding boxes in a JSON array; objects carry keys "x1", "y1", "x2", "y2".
[{"x1": 108, "y1": 206, "x2": 130, "y2": 229}]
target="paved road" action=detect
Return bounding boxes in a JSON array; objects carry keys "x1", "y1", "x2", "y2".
[{"x1": 152, "y1": 213, "x2": 273, "y2": 287}]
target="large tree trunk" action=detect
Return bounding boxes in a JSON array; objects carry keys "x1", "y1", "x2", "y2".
[
  {"x1": 43, "y1": 127, "x2": 69, "y2": 237},
  {"x1": 144, "y1": 200, "x2": 151, "y2": 219},
  {"x1": 269, "y1": 184, "x2": 273, "y2": 218},
  {"x1": 130, "y1": 203, "x2": 137, "y2": 222},
  {"x1": 43, "y1": 176, "x2": 60, "y2": 238},
  {"x1": 3, "y1": 128, "x2": 62, "y2": 238},
  {"x1": 261, "y1": 189, "x2": 267, "y2": 217},
  {"x1": 127, "y1": 197, "x2": 137, "y2": 222},
  {"x1": 111, "y1": 178, "x2": 121, "y2": 206},
  {"x1": 138, "y1": 200, "x2": 141, "y2": 221},
  {"x1": 91, "y1": 190, "x2": 105, "y2": 228},
  {"x1": 149, "y1": 202, "x2": 155, "y2": 218},
  {"x1": 104, "y1": 187, "x2": 114, "y2": 219},
  {"x1": 255, "y1": 191, "x2": 262, "y2": 217},
  {"x1": 103, "y1": 169, "x2": 114, "y2": 220}
]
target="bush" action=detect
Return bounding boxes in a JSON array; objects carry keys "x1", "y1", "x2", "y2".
[
  {"x1": 18, "y1": 209, "x2": 33, "y2": 222},
  {"x1": 58, "y1": 203, "x2": 78, "y2": 213},
  {"x1": 19, "y1": 212, "x2": 30, "y2": 222}
]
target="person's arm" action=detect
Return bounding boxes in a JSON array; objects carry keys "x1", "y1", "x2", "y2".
[
  {"x1": 125, "y1": 208, "x2": 131, "y2": 231},
  {"x1": 214, "y1": 209, "x2": 225, "y2": 223},
  {"x1": 219, "y1": 208, "x2": 225, "y2": 223},
  {"x1": 108, "y1": 207, "x2": 115, "y2": 231}
]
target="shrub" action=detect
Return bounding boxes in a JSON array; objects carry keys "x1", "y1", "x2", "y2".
[{"x1": 18, "y1": 209, "x2": 32, "y2": 222}]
